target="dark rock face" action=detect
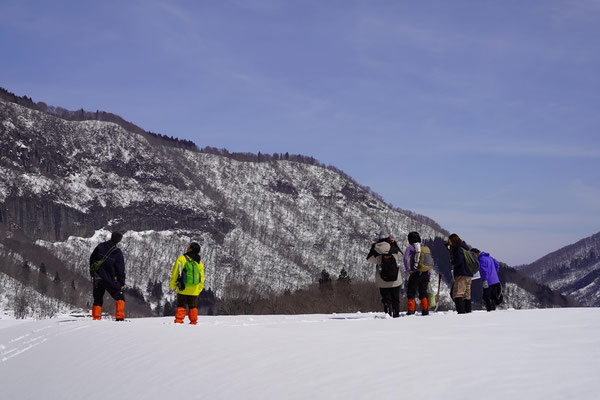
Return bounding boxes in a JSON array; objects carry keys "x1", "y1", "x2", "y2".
[
  {"x1": 270, "y1": 180, "x2": 299, "y2": 197},
  {"x1": 341, "y1": 184, "x2": 367, "y2": 202},
  {"x1": 1, "y1": 197, "x2": 91, "y2": 241}
]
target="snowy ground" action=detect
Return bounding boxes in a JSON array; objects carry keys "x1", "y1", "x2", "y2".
[{"x1": 1, "y1": 308, "x2": 598, "y2": 400}]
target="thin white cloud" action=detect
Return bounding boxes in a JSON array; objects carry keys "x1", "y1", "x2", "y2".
[
  {"x1": 436, "y1": 142, "x2": 600, "y2": 158},
  {"x1": 484, "y1": 145, "x2": 600, "y2": 158},
  {"x1": 355, "y1": 13, "x2": 519, "y2": 57},
  {"x1": 154, "y1": 1, "x2": 194, "y2": 24},
  {"x1": 420, "y1": 208, "x2": 598, "y2": 233}
]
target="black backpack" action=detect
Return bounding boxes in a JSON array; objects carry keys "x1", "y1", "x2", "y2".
[
  {"x1": 368, "y1": 238, "x2": 402, "y2": 282},
  {"x1": 380, "y1": 253, "x2": 399, "y2": 282}
]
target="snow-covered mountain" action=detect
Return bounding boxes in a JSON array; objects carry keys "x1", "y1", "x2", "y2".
[
  {"x1": 520, "y1": 232, "x2": 600, "y2": 306},
  {"x1": 0, "y1": 93, "x2": 574, "y2": 314}
]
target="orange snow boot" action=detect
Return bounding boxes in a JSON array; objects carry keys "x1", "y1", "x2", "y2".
[
  {"x1": 407, "y1": 299, "x2": 416, "y2": 315},
  {"x1": 115, "y1": 300, "x2": 125, "y2": 321},
  {"x1": 174, "y1": 307, "x2": 186, "y2": 324},
  {"x1": 421, "y1": 297, "x2": 429, "y2": 316},
  {"x1": 92, "y1": 305, "x2": 102, "y2": 320},
  {"x1": 188, "y1": 307, "x2": 198, "y2": 325}
]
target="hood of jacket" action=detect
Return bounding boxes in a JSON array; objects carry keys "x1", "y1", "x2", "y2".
[
  {"x1": 185, "y1": 251, "x2": 201, "y2": 263},
  {"x1": 374, "y1": 241, "x2": 391, "y2": 255}
]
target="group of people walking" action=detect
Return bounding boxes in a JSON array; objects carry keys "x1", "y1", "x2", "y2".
[
  {"x1": 89, "y1": 230, "x2": 502, "y2": 322},
  {"x1": 89, "y1": 232, "x2": 205, "y2": 324},
  {"x1": 369, "y1": 231, "x2": 503, "y2": 317}
]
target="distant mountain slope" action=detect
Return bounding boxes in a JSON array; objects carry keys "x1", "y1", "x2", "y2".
[
  {"x1": 0, "y1": 98, "x2": 445, "y2": 307},
  {"x1": 520, "y1": 232, "x2": 600, "y2": 306},
  {"x1": 0, "y1": 93, "x2": 574, "y2": 314}
]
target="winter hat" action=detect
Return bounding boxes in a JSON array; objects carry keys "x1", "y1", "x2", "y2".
[
  {"x1": 470, "y1": 248, "x2": 481, "y2": 254},
  {"x1": 407, "y1": 231, "x2": 421, "y2": 244},
  {"x1": 111, "y1": 232, "x2": 123, "y2": 244},
  {"x1": 188, "y1": 242, "x2": 201, "y2": 255}
]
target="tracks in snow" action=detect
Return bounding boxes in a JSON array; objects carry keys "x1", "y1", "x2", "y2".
[{"x1": 0, "y1": 319, "x2": 90, "y2": 363}]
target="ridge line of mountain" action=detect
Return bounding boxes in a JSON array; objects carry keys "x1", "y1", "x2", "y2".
[
  {"x1": 0, "y1": 87, "x2": 446, "y2": 233},
  {"x1": 522, "y1": 231, "x2": 600, "y2": 270}
]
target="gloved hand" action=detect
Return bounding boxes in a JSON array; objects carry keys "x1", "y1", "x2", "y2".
[{"x1": 483, "y1": 280, "x2": 488, "y2": 289}]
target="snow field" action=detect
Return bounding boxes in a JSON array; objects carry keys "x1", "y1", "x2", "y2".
[{"x1": 1, "y1": 308, "x2": 599, "y2": 400}]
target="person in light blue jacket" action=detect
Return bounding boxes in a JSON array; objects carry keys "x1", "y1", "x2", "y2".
[{"x1": 471, "y1": 249, "x2": 503, "y2": 311}]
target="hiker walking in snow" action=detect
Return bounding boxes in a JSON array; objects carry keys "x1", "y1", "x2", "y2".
[
  {"x1": 447, "y1": 233, "x2": 474, "y2": 314},
  {"x1": 470, "y1": 249, "x2": 503, "y2": 311},
  {"x1": 170, "y1": 242, "x2": 205, "y2": 325},
  {"x1": 89, "y1": 232, "x2": 126, "y2": 321},
  {"x1": 367, "y1": 237, "x2": 403, "y2": 318},
  {"x1": 403, "y1": 231, "x2": 433, "y2": 315}
]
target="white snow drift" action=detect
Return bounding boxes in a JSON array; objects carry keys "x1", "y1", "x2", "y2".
[{"x1": 1, "y1": 308, "x2": 598, "y2": 400}]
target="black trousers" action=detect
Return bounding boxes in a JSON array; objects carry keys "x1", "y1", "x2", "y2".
[
  {"x1": 177, "y1": 294, "x2": 198, "y2": 310},
  {"x1": 379, "y1": 286, "x2": 401, "y2": 314},
  {"x1": 407, "y1": 271, "x2": 429, "y2": 300},
  {"x1": 483, "y1": 283, "x2": 502, "y2": 311},
  {"x1": 92, "y1": 278, "x2": 124, "y2": 306}
]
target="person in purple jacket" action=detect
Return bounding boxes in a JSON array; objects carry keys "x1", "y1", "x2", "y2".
[{"x1": 471, "y1": 248, "x2": 503, "y2": 311}]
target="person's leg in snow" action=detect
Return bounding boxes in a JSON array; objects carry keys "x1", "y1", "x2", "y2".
[
  {"x1": 482, "y1": 287, "x2": 495, "y2": 311},
  {"x1": 185, "y1": 295, "x2": 199, "y2": 324},
  {"x1": 175, "y1": 294, "x2": 188, "y2": 324},
  {"x1": 454, "y1": 297, "x2": 466, "y2": 314},
  {"x1": 464, "y1": 299, "x2": 472, "y2": 313},
  {"x1": 175, "y1": 294, "x2": 199, "y2": 324},
  {"x1": 379, "y1": 288, "x2": 393, "y2": 316},
  {"x1": 174, "y1": 307, "x2": 186, "y2": 324},
  {"x1": 406, "y1": 272, "x2": 419, "y2": 315},
  {"x1": 92, "y1": 280, "x2": 125, "y2": 320},
  {"x1": 453, "y1": 277, "x2": 470, "y2": 314},
  {"x1": 417, "y1": 272, "x2": 430, "y2": 316},
  {"x1": 92, "y1": 305, "x2": 102, "y2": 320},
  {"x1": 92, "y1": 278, "x2": 105, "y2": 320},
  {"x1": 188, "y1": 307, "x2": 198, "y2": 325},
  {"x1": 105, "y1": 286, "x2": 125, "y2": 321},
  {"x1": 390, "y1": 286, "x2": 401, "y2": 318},
  {"x1": 463, "y1": 277, "x2": 472, "y2": 313}
]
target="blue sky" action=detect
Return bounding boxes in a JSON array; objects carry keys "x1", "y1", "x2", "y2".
[{"x1": 1, "y1": 0, "x2": 599, "y2": 265}]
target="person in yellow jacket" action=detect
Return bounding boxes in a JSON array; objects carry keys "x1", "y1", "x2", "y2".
[{"x1": 169, "y1": 242, "x2": 205, "y2": 324}]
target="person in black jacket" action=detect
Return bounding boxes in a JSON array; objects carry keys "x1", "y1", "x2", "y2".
[
  {"x1": 89, "y1": 232, "x2": 126, "y2": 321},
  {"x1": 447, "y1": 233, "x2": 473, "y2": 314}
]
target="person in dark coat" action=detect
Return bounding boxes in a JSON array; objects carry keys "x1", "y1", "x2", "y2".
[
  {"x1": 471, "y1": 248, "x2": 503, "y2": 311},
  {"x1": 447, "y1": 233, "x2": 473, "y2": 314},
  {"x1": 89, "y1": 232, "x2": 126, "y2": 321},
  {"x1": 403, "y1": 231, "x2": 430, "y2": 315}
]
